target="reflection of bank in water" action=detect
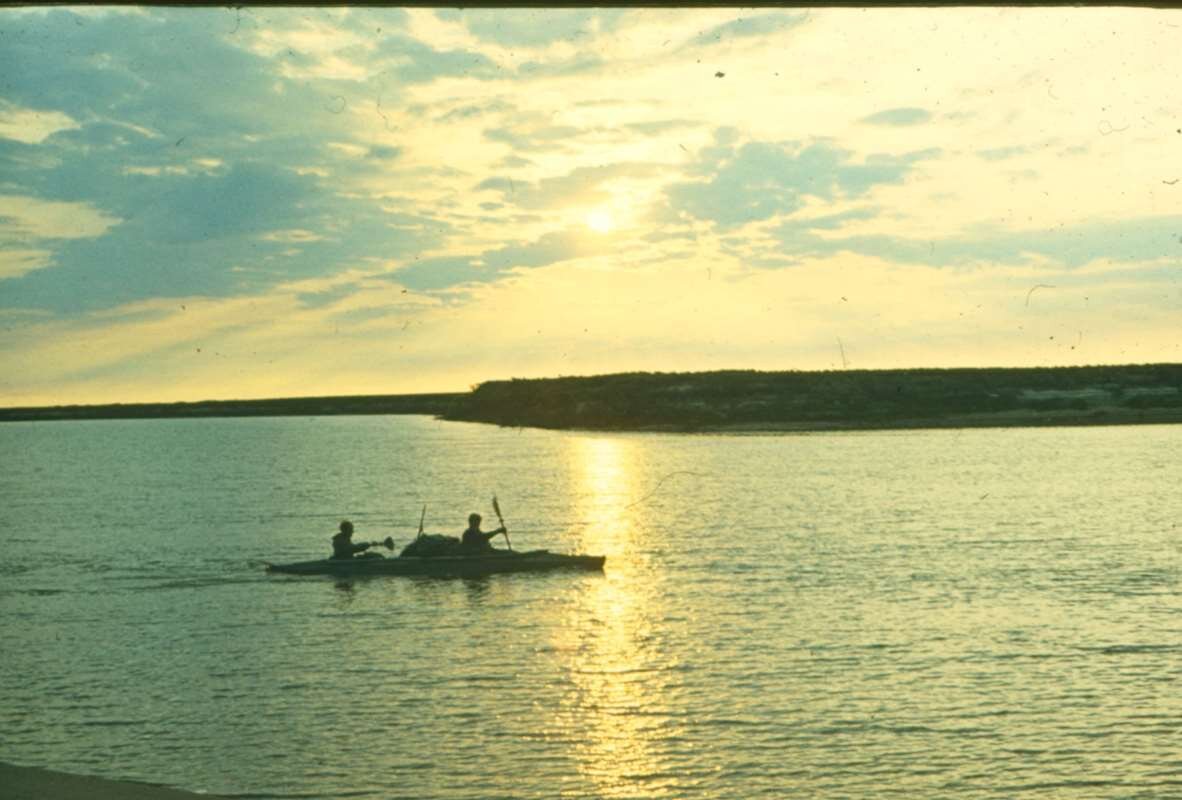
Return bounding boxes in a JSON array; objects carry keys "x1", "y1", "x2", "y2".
[{"x1": 552, "y1": 436, "x2": 688, "y2": 799}]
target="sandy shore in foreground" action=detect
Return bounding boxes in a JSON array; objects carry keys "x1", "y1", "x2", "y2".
[{"x1": 0, "y1": 761, "x2": 222, "y2": 800}]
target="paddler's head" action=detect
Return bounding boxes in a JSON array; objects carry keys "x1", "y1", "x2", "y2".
[
  {"x1": 339, "y1": 520, "x2": 354, "y2": 537},
  {"x1": 468, "y1": 513, "x2": 481, "y2": 529}
]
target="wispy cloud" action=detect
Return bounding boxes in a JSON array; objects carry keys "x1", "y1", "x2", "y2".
[
  {"x1": 437, "y1": 9, "x2": 629, "y2": 48},
  {"x1": 665, "y1": 130, "x2": 939, "y2": 228},
  {"x1": 683, "y1": 12, "x2": 810, "y2": 49},
  {"x1": 771, "y1": 214, "x2": 1182, "y2": 270},
  {"x1": 859, "y1": 107, "x2": 933, "y2": 126}
]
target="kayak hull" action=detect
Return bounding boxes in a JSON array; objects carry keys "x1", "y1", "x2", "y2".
[{"x1": 265, "y1": 549, "x2": 605, "y2": 577}]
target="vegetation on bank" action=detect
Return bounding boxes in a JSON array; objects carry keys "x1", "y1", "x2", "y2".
[
  {"x1": 4, "y1": 364, "x2": 1181, "y2": 430},
  {"x1": 0, "y1": 393, "x2": 464, "y2": 422},
  {"x1": 441, "y1": 364, "x2": 1182, "y2": 431}
]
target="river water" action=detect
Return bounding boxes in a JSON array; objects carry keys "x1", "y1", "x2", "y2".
[{"x1": 1, "y1": 416, "x2": 1179, "y2": 799}]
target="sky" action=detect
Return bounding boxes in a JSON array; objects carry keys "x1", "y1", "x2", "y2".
[{"x1": 1, "y1": 6, "x2": 1179, "y2": 406}]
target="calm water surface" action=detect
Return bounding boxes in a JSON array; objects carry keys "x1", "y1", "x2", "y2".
[{"x1": 1, "y1": 417, "x2": 1180, "y2": 799}]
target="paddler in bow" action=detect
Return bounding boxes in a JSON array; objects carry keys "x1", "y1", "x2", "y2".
[{"x1": 460, "y1": 513, "x2": 507, "y2": 553}]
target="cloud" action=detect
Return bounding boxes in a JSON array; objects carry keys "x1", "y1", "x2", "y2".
[
  {"x1": 262, "y1": 229, "x2": 326, "y2": 243},
  {"x1": 0, "y1": 194, "x2": 121, "y2": 241},
  {"x1": 517, "y1": 53, "x2": 605, "y2": 79},
  {"x1": 624, "y1": 119, "x2": 699, "y2": 136},
  {"x1": 435, "y1": 99, "x2": 514, "y2": 123},
  {"x1": 772, "y1": 214, "x2": 1182, "y2": 269},
  {"x1": 684, "y1": 12, "x2": 809, "y2": 48},
  {"x1": 369, "y1": 32, "x2": 501, "y2": 83},
  {"x1": 439, "y1": 9, "x2": 628, "y2": 48},
  {"x1": 476, "y1": 162, "x2": 661, "y2": 211},
  {"x1": 0, "y1": 248, "x2": 52, "y2": 279},
  {"x1": 0, "y1": 102, "x2": 80, "y2": 144},
  {"x1": 0, "y1": 155, "x2": 456, "y2": 312},
  {"x1": 665, "y1": 132, "x2": 939, "y2": 228},
  {"x1": 391, "y1": 227, "x2": 616, "y2": 291},
  {"x1": 484, "y1": 121, "x2": 587, "y2": 153},
  {"x1": 860, "y1": 108, "x2": 933, "y2": 127},
  {"x1": 498, "y1": 155, "x2": 533, "y2": 168}
]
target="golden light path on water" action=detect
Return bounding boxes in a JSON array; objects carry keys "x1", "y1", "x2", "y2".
[{"x1": 553, "y1": 436, "x2": 682, "y2": 799}]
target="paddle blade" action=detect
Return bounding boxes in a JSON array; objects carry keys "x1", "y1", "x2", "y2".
[{"x1": 492, "y1": 495, "x2": 510, "y2": 550}]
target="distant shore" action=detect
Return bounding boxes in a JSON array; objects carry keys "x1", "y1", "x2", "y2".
[
  {"x1": 0, "y1": 761, "x2": 221, "y2": 800},
  {"x1": 0, "y1": 391, "x2": 464, "y2": 423},
  {"x1": 482, "y1": 407, "x2": 1182, "y2": 434},
  {"x1": 3, "y1": 364, "x2": 1180, "y2": 432},
  {"x1": 441, "y1": 364, "x2": 1182, "y2": 433}
]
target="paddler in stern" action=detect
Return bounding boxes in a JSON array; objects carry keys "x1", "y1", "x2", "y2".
[{"x1": 331, "y1": 520, "x2": 375, "y2": 560}]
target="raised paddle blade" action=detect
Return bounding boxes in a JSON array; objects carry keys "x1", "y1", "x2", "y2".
[
  {"x1": 381, "y1": 536, "x2": 395, "y2": 550},
  {"x1": 492, "y1": 495, "x2": 511, "y2": 551}
]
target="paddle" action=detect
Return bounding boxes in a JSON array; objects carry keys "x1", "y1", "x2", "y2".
[
  {"x1": 367, "y1": 536, "x2": 395, "y2": 551},
  {"x1": 492, "y1": 495, "x2": 512, "y2": 550},
  {"x1": 417, "y1": 504, "x2": 426, "y2": 539}
]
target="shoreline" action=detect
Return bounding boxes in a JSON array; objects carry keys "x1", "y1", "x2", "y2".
[
  {"x1": 452, "y1": 407, "x2": 1182, "y2": 434},
  {"x1": 2, "y1": 408, "x2": 1180, "y2": 434},
  {"x1": 0, "y1": 761, "x2": 223, "y2": 800},
  {"x1": 4, "y1": 364, "x2": 1180, "y2": 431}
]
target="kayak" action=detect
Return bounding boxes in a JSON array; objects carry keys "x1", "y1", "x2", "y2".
[{"x1": 265, "y1": 549, "x2": 606, "y2": 578}]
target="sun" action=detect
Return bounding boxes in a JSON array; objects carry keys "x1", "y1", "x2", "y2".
[{"x1": 585, "y1": 209, "x2": 615, "y2": 234}]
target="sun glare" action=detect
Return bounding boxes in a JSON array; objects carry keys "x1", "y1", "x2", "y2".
[{"x1": 585, "y1": 209, "x2": 614, "y2": 234}]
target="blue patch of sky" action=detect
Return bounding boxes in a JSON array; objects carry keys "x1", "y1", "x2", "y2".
[
  {"x1": 391, "y1": 255, "x2": 490, "y2": 291},
  {"x1": 977, "y1": 145, "x2": 1031, "y2": 161},
  {"x1": 0, "y1": 8, "x2": 472, "y2": 312},
  {"x1": 1, "y1": 148, "x2": 454, "y2": 311},
  {"x1": 2, "y1": 10, "x2": 303, "y2": 144},
  {"x1": 367, "y1": 145, "x2": 402, "y2": 160},
  {"x1": 860, "y1": 108, "x2": 933, "y2": 126}
]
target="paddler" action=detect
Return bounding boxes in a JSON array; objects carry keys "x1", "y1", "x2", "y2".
[
  {"x1": 460, "y1": 513, "x2": 506, "y2": 552},
  {"x1": 331, "y1": 520, "x2": 375, "y2": 559}
]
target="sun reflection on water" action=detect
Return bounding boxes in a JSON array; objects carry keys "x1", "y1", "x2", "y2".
[{"x1": 553, "y1": 436, "x2": 682, "y2": 798}]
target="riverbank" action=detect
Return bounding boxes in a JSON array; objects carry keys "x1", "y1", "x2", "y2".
[
  {"x1": 0, "y1": 391, "x2": 464, "y2": 422},
  {"x1": 0, "y1": 761, "x2": 221, "y2": 800},
  {"x1": 3, "y1": 364, "x2": 1180, "y2": 431},
  {"x1": 442, "y1": 364, "x2": 1182, "y2": 432}
]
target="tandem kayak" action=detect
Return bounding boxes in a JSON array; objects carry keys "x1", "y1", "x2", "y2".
[{"x1": 265, "y1": 549, "x2": 606, "y2": 578}]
